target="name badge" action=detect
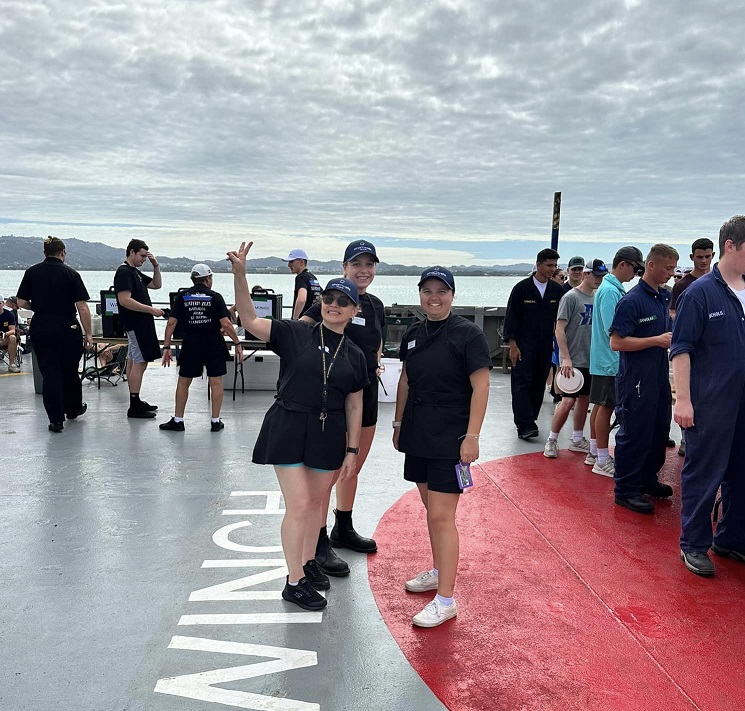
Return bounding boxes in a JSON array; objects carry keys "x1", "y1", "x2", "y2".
[
  {"x1": 455, "y1": 463, "x2": 474, "y2": 490},
  {"x1": 408, "y1": 340, "x2": 416, "y2": 350},
  {"x1": 352, "y1": 316, "x2": 366, "y2": 326}
]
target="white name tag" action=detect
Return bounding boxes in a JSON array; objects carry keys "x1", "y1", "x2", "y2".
[
  {"x1": 352, "y1": 316, "x2": 366, "y2": 326},
  {"x1": 408, "y1": 340, "x2": 416, "y2": 350}
]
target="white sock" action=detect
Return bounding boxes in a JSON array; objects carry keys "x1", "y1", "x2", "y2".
[
  {"x1": 598, "y1": 448, "x2": 610, "y2": 465},
  {"x1": 174, "y1": 417, "x2": 184, "y2": 423},
  {"x1": 435, "y1": 594, "x2": 455, "y2": 607},
  {"x1": 211, "y1": 417, "x2": 220, "y2": 423},
  {"x1": 431, "y1": 568, "x2": 438, "y2": 578},
  {"x1": 590, "y1": 438, "x2": 598, "y2": 455},
  {"x1": 548, "y1": 431, "x2": 559, "y2": 441},
  {"x1": 572, "y1": 430, "x2": 583, "y2": 442},
  {"x1": 288, "y1": 580, "x2": 299, "y2": 586}
]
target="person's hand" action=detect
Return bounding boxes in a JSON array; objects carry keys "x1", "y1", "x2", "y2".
[
  {"x1": 151, "y1": 307, "x2": 165, "y2": 317},
  {"x1": 162, "y1": 349, "x2": 172, "y2": 367},
  {"x1": 227, "y1": 241, "x2": 254, "y2": 275},
  {"x1": 392, "y1": 427, "x2": 400, "y2": 451},
  {"x1": 84, "y1": 335, "x2": 93, "y2": 349},
  {"x1": 674, "y1": 398, "x2": 694, "y2": 429},
  {"x1": 147, "y1": 252, "x2": 159, "y2": 267},
  {"x1": 460, "y1": 436, "x2": 479, "y2": 465},
  {"x1": 509, "y1": 342, "x2": 521, "y2": 366},
  {"x1": 559, "y1": 359, "x2": 574, "y2": 379},
  {"x1": 338, "y1": 453, "x2": 358, "y2": 481},
  {"x1": 658, "y1": 332, "x2": 672, "y2": 349}
]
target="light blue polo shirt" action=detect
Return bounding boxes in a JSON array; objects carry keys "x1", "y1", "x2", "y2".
[{"x1": 590, "y1": 273, "x2": 626, "y2": 376}]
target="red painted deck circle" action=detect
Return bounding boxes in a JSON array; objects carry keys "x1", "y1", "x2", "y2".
[{"x1": 368, "y1": 450, "x2": 745, "y2": 710}]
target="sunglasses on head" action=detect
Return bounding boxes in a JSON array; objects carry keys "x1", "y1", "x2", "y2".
[{"x1": 321, "y1": 293, "x2": 353, "y2": 308}]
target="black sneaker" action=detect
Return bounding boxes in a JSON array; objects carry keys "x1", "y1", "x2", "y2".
[
  {"x1": 48, "y1": 422, "x2": 64, "y2": 433},
  {"x1": 517, "y1": 427, "x2": 540, "y2": 440},
  {"x1": 666, "y1": 437, "x2": 675, "y2": 447},
  {"x1": 643, "y1": 481, "x2": 674, "y2": 499},
  {"x1": 680, "y1": 549, "x2": 715, "y2": 576},
  {"x1": 139, "y1": 400, "x2": 158, "y2": 411},
  {"x1": 66, "y1": 403, "x2": 88, "y2": 420},
  {"x1": 711, "y1": 543, "x2": 745, "y2": 563},
  {"x1": 127, "y1": 407, "x2": 156, "y2": 419},
  {"x1": 210, "y1": 420, "x2": 225, "y2": 432},
  {"x1": 281, "y1": 577, "x2": 327, "y2": 610},
  {"x1": 159, "y1": 417, "x2": 185, "y2": 431},
  {"x1": 303, "y1": 560, "x2": 331, "y2": 590},
  {"x1": 615, "y1": 495, "x2": 655, "y2": 514}
]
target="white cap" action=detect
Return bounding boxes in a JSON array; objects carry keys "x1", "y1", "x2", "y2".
[
  {"x1": 282, "y1": 248, "x2": 309, "y2": 262},
  {"x1": 190, "y1": 263, "x2": 212, "y2": 278},
  {"x1": 0, "y1": 294, "x2": 4, "y2": 302}
]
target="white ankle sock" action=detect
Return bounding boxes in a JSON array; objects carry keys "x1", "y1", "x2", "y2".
[
  {"x1": 211, "y1": 417, "x2": 220, "y2": 423},
  {"x1": 598, "y1": 448, "x2": 610, "y2": 464},
  {"x1": 435, "y1": 594, "x2": 454, "y2": 607},
  {"x1": 572, "y1": 430, "x2": 583, "y2": 442},
  {"x1": 174, "y1": 417, "x2": 184, "y2": 423},
  {"x1": 590, "y1": 438, "x2": 598, "y2": 455},
  {"x1": 431, "y1": 568, "x2": 438, "y2": 577},
  {"x1": 548, "y1": 431, "x2": 559, "y2": 441}
]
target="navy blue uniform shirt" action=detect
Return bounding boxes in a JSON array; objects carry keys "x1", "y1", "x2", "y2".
[{"x1": 611, "y1": 279, "x2": 670, "y2": 379}]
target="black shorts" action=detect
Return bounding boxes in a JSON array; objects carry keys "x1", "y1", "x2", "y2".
[
  {"x1": 557, "y1": 367, "x2": 592, "y2": 398},
  {"x1": 178, "y1": 343, "x2": 228, "y2": 379},
  {"x1": 362, "y1": 377, "x2": 379, "y2": 428},
  {"x1": 589, "y1": 374, "x2": 616, "y2": 407},
  {"x1": 252, "y1": 402, "x2": 347, "y2": 472},
  {"x1": 404, "y1": 455, "x2": 462, "y2": 495}
]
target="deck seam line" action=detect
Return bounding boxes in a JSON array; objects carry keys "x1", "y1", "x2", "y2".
[{"x1": 475, "y1": 462, "x2": 703, "y2": 711}]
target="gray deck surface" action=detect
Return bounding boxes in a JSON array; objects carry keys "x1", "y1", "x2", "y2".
[{"x1": 0, "y1": 358, "x2": 579, "y2": 711}]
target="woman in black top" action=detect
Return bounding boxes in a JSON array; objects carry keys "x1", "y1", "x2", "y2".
[
  {"x1": 229, "y1": 242, "x2": 368, "y2": 612},
  {"x1": 301, "y1": 239, "x2": 385, "y2": 575},
  {"x1": 393, "y1": 267, "x2": 491, "y2": 628}
]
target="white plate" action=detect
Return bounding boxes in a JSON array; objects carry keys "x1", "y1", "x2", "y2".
[{"x1": 556, "y1": 369, "x2": 584, "y2": 394}]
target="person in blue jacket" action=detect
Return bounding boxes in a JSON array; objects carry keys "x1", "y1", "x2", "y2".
[
  {"x1": 610, "y1": 244, "x2": 679, "y2": 514},
  {"x1": 672, "y1": 216, "x2": 745, "y2": 576}
]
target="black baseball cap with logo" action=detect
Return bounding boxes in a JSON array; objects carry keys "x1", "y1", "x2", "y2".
[
  {"x1": 418, "y1": 266, "x2": 456, "y2": 291},
  {"x1": 321, "y1": 277, "x2": 360, "y2": 304},
  {"x1": 343, "y1": 240, "x2": 379, "y2": 263}
]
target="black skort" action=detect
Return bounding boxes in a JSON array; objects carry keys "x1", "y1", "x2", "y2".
[
  {"x1": 589, "y1": 374, "x2": 616, "y2": 408},
  {"x1": 362, "y1": 376, "x2": 379, "y2": 428},
  {"x1": 178, "y1": 342, "x2": 229, "y2": 379},
  {"x1": 404, "y1": 454, "x2": 462, "y2": 495}
]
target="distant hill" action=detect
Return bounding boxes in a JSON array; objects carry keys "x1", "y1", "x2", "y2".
[{"x1": 0, "y1": 234, "x2": 535, "y2": 276}]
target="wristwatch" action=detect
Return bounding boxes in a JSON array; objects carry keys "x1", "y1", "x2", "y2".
[{"x1": 346, "y1": 447, "x2": 360, "y2": 455}]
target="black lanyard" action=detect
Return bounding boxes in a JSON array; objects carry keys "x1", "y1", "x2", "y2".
[{"x1": 319, "y1": 327, "x2": 345, "y2": 431}]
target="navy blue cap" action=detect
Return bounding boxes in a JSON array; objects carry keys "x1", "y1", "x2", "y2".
[
  {"x1": 418, "y1": 266, "x2": 455, "y2": 291},
  {"x1": 322, "y1": 277, "x2": 359, "y2": 304},
  {"x1": 343, "y1": 240, "x2": 379, "y2": 263}
]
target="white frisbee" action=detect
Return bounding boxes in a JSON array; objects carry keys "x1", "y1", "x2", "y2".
[{"x1": 556, "y1": 369, "x2": 584, "y2": 395}]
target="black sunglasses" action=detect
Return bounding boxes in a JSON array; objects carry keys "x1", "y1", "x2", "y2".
[{"x1": 321, "y1": 293, "x2": 353, "y2": 308}]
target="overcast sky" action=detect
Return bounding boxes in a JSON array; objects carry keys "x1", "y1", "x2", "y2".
[{"x1": 2, "y1": 0, "x2": 744, "y2": 266}]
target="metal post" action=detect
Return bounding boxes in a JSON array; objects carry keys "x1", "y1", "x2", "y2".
[{"x1": 550, "y1": 192, "x2": 561, "y2": 251}]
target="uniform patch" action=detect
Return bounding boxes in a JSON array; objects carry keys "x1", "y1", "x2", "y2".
[
  {"x1": 638, "y1": 315, "x2": 657, "y2": 323},
  {"x1": 709, "y1": 310, "x2": 725, "y2": 319}
]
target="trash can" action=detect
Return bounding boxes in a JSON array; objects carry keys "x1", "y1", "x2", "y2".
[{"x1": 31, "y1": 351, "x2": 44, "y2": 395}]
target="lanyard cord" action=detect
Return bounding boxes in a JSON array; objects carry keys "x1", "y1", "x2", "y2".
[{"x1": 319, "y1": 326, "x2": 345, "y2": 430}]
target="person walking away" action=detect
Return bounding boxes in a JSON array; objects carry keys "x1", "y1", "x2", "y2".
[
  {"x1": 301, "y1": 239, "x2": 385, "y2": 575},
  {"x1": 610, "y1": 244, "x2": 678, "y2": 514},
  {"x1": 114, "y1": 239, "x2": 164, "y2": 418},
  {"x1": 159, "y1": 264, "x2": 243, "y2": 432},
  {"x1": 544, "y1": 259, "x2": 607, "y2": 460},
  {"x1": 587, "y1": 247, "x2": 643, "y2": 476},
  {"x1": 229, "y1": 241, "x2": 368, "y2": 611},
  {"x1": 16, "y1": 237, "x2": 92, "y2": 432},
  {"x1": 504, "y1": 248, "x2": 563, "y2": 439},
  {"x1": 283, "y1": 249, "x2": 322, "y2": 319},
  {"x1": 672, "y1": 216, "x2": 745, "y2": 576},
  {"x1": 393, "y1": 267, "x2": 491, "y2": 627},
  {"x1": 669, "y1": 237, "x2": 715, "y2": 456}
]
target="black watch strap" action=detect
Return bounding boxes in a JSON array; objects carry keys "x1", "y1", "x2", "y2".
[{"x1": 346, "y1": 447, "x2": 360, "y2": 455}]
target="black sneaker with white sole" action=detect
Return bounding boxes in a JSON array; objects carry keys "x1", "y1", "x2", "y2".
[
  {"x1": 281, "y1": 577, "x2": 327, "y2": 610},
  {"x1": 680, "y1": 549, "x2": 715, "y2": 576}
]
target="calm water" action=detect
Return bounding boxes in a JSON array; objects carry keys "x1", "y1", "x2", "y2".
[{"x1": 0, "y1": 270, "x2": 525, "y2": 310}]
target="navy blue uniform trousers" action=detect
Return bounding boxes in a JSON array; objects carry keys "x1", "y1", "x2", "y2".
[
  {"x1": 614, "y1": 370, "x2": 671, "y2": 499},
  {"x1": 510, "y1": 343, "x2": 552, "y2": 433}
]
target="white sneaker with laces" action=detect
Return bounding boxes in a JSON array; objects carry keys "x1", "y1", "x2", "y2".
[
  {"x1": 8, "y1": 365, "x2": 20, "y2": 373},
  {"x1": 584, "y1": 452, "x2": 597, "y2": 466},
  {"x1": 568, "y1": 437, "x2": 590, "y2": 453},
  {"x1": 405, "y1": 570, "x2": 439, "y2": 592},
  {"x1": 592, "y1": 457, "x2": 615, "y2": 478},
  {"x1": 543, "y1": 439, "x2": 559, "y2": 458},
  {"x1": 412, "y1": 598, "x2": 458, "y2": 628}
]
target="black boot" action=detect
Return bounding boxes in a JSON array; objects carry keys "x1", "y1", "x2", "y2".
[
  {"x1": 330, "y1": 508, "x2": 378, "y2": 553},
  {"x1": 315, "y1": 526, "x2": 350, "y2": 577}
]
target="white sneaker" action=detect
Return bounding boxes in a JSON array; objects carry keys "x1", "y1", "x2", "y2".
[
  {"x1": 584, "y1": 452, "x2": 597, "y2": 466},
  {"x1": 412, "y1": 598, "x2": 458, "y2": 628},
  {"x1": 8, "y1": 364, "x2": 20, "y2": 373},
  {"x1": 568, "y1": 437, "x2": 590, "y2": 453},
  {"x1": 543, "y1": 439, "x2": 558, "y2": 458},
  {"x1": 405, "y1": 570, "x2": 439, "y2": 592},
  {"x1": 592, "y1": 457, "x2": 615, "y2": 478}
]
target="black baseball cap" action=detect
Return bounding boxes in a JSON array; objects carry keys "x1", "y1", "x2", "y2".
[
  {"x1": 343, "y1": 240, "x2": 379, "y2": 263},
  {"x1": 583, "y1": 258, "x2": 609, "y2": 276},
  {"x1": 321, "y1": 277, "x2": 360, "y2": 304},
  {"x1": 418, "y1": 266, "x2": 456, "y2": 291},
  {"x1": 567, "y1": 256, "x2": 585, "y2": 269},
  {"x1": 615, "y1": 246, "x2": 644, "y2": 266}
]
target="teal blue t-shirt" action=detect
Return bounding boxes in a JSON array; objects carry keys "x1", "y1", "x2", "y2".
[{"x1": 589, "y1": 273, "x2": 626, "y2": 376}]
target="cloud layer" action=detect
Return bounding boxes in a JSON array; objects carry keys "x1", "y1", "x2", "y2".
[{"x1": 2, "y1": 0, "x2": 744, "y2": 265}]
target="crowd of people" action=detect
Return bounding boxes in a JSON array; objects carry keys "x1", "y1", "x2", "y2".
[{"x1": 5, "y1": 217, "x2": 744, "y2": 628}]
